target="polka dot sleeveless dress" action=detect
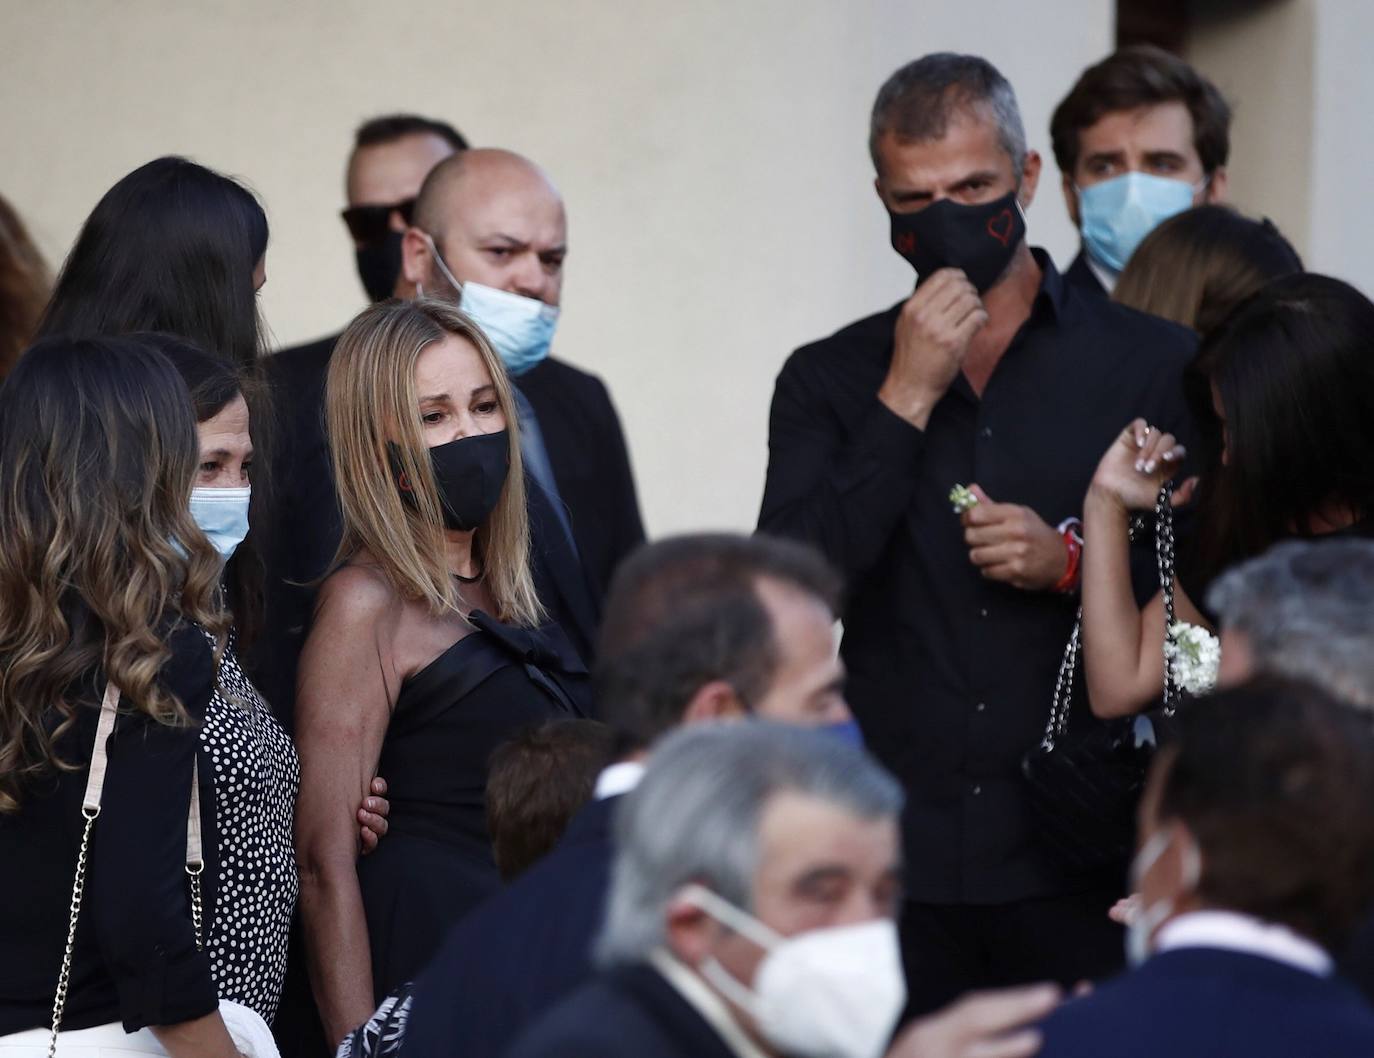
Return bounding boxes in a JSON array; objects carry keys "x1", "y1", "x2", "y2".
[{"x1": 199, "y1": 633, "x2": 300, "y2": 1023}]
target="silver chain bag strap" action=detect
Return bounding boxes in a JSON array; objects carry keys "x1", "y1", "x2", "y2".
[
  {"x1": 1021, "y1": 483, "x2": 1180, "y2": 872},
  {"x1": 45, "y1": 682, "x2": 205, "y2": 1057}
]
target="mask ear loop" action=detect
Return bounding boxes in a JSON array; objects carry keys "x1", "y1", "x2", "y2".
[
  {"x1": 677, "y1": 883, "x2": 783, "y2": 951},
  {"x1": 419, "y1": 231, "x2": 465, "y2": 301}
]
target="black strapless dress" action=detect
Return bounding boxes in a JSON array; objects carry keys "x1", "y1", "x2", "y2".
[{"x1": 356, "y1": 611, "x2": 589, "y2": 999}]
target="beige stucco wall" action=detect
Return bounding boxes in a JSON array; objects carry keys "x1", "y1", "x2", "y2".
[
  {"x1": 1, "y1": 0, "x2": 1112, "y2": 534},
  {"x1": 1186, "y1": 0, "x2": 1371, "y2": 292}
]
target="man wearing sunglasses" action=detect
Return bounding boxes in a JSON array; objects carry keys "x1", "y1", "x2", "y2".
[
  {"x1": 258, "y1": 113, "x2": 467, "y2": 731},
  {"x1": 342, "y1": 115, "x2": 468, "y2": 303}
]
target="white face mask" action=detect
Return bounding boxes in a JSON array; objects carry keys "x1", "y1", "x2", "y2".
[
  {"x1": 1125, "y1": 825, "x2": 1201, "y2": 968},
  {"x1": 189, "y1": 485, "x2": 251, "y2": 562},
  {"x1": 419, "y1": 232, "x2": 560, "y2": 377},
  {"x1": 681, "y1": 884, "x2": 906, "y2": 1058}
]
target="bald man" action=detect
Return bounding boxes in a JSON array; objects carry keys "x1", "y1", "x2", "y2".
[{"x1": 399, "y1": 149, "x2": 646, "y2": 654}]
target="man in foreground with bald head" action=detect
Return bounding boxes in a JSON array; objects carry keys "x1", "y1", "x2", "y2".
[{"x1": 399, "y1": 149, "x2": 646, "y2": 659}]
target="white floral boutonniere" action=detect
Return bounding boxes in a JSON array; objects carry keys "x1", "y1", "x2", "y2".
[
  {"x1": 949, "y1": 484, "x2": 979, "y2": 515},
  {"x1": 1164, "y1": 622, "x2": 1221, "y2": 695}
]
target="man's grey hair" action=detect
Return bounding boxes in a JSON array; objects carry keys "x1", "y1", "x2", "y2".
[
  {"x1": 1208, "y1": 539, "x2": 1374, "y2": 710},
  {"x1": 595, "y1": 723, "x2": 903, "y2": 966},
  {"x1": 870, "y1": 53, "x2": 1027, "y2": 179}
]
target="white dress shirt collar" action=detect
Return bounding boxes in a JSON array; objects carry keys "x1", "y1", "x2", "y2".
[
  {"x1": 593, "y1": 760, "x2": 646, "y2": 801},
  {"x1": 1087, "y1": 253, "x2": 1118, "y2": 295},
  {"x1": 1155, "y1": 910, "x2": 1333, "y2": 977}
]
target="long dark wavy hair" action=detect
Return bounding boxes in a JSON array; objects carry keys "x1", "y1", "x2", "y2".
[
  {"x1": 1187, "y1": 273, "x2": 1374, "y2": 577},
  {"x1": 0, "y1": 336, "x2": 230, "y2": 813},
  {"x1": 139, "y1": 333, "x2": 265, "y2": 647},
  {"x1": 37, "y1": 156, "x2": 269, "y2": 370}
]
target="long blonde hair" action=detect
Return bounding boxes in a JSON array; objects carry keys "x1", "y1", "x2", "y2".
[
  {"x1": 0, "y1": 336, "x2": 230, "y2": 813},
  {"x1": 326, "y1": 297, "x2": 543, "y2": 626}
]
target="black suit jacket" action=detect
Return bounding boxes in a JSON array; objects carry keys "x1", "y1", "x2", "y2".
[
  {"x1": 402, "y1": 795, "x2": 618, "y2": 1058},
  {"x1": 516, "y1": 357, "x2": 646, "y2": 597},
  {"x1": 254, "y1": 339, "x2": 605, "y2": 730},
  {"x1": 1038, "y1": 947, "x2": 1374, "y2": 1058},
  {"x1": 1063, "y1": 250, "x2": 1108, "y2": 299},
  {"x1": 503, "y1": 962, "x2": 740, "y2": 1058}
]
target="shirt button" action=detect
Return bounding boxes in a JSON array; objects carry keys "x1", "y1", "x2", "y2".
[
  {"x1": 972, "y1": 784, "x2": 983, "y2": 796},
  {"x1": 978, "y1": 607, "x2": 989, "y2": 619},
  {"x1": 976, "y1": 702, "x2": 987, "y2": 713},
  {"x1": 980, "y1": 426, "x2": 993, "y2": 439}
]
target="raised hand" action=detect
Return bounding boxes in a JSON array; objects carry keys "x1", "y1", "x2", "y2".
[
  {"x1": 879, "y1": 269, "x2": 988, "y2": 429},
  {"x1": 1088, "y1": 419, "x2": 1189, "y2": 513}
]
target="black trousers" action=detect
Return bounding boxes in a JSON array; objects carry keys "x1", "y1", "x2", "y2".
[{"x1": 900, "y1": 886, "x2": 1125, "y2": 1019}]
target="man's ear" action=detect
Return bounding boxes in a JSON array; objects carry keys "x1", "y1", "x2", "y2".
[
  {"x1": 1017, "y1": 149, "x2": 1042, "y2": 213},
  {"x1": 873, "y1": 174, "x2": 891, "y2": 210},
  {"x1": 1204, "y1": 166, "x2": 1229, "y2": 205},
  {"x1": 680, "y1": 680, "x2": 748, "y2": 727},
  {"x1": 1061, "y1": 172, "x2": 1081, "y2": 229},
  {"x1": 664, "y1": 894, "x2": 716, "y2": 967},
  {"x1": 400, "y1": 226, "x2": 432, "y2": 287}
]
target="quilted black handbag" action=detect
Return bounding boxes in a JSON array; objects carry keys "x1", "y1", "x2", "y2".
[{"x1": 1021, "y1": 484, "x2": 1182, "y2": 873}]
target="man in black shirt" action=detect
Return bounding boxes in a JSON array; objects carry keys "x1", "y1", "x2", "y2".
[{"x1": 759, "y1": 53, "x2": 1196, "y2": 1014}]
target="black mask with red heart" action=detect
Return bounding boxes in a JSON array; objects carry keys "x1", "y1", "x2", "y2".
[{"x1": 888, "y1": 190, "x2": 1025, "y2": 293}]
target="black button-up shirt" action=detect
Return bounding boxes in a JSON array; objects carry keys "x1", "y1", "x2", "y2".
[{"x1": 759, "y1": 250, "x2": 1196, "y2": 904}]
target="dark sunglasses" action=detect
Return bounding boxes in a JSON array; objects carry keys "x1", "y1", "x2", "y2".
[{"x1": 341, "y1": 198, "x2": 417, "y2": 243}]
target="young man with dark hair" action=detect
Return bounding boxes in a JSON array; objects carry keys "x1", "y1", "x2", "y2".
[
  {"x1": 760, "y1": 51, "x2": 1197, "y2": 1014},
  {"x1": 1050, "y1": 46, "x2": 1231, "y2": 295},
  {"x1": 1039, "y1": 677, "x2": 1374, "y2": 1057}
]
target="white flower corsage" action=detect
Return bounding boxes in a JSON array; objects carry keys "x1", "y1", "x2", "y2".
[
  {"x1": 949, "y1": 484, "x2": 979, "y2": 515},
  {"x1": 1164, "y1": 622, "x2": 1221, "y2": 695}
]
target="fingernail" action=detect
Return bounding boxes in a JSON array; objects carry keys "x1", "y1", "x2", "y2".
[
  {"x1": 366, "y1": 799, "x2": 375, "y2": 809},
  {"x1": 1144, "y1": 460, "x2": 1156, "y2": 473},
  {"x1": 1163, "y1": 450, "x2": 1178, "y2": 462},
  {"x1": 1134, "y1": 460, "x2": 1145, "y2": 472}
]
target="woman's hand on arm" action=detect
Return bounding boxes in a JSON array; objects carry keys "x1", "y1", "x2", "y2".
[
  {"x1": 1081, "y1": 420, "x2": 1193, "y2": 718},
  {"x1": 294, "y1": 568, "x2": 397, "y2": 1048}
]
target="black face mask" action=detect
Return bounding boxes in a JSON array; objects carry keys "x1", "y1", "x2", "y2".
[
  {"x1": 388, "y1": 430, "x2": 510, "y2": 531},
  {"x1": 355, "y1": 231, "x2": 405, "y2": 303},
  {"x1": 888, "y1": 190, "x2": 1025, "y2": 292}
]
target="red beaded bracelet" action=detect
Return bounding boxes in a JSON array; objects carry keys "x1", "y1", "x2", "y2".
[{"x1": 1053, "y1": 519, "x2": 1083, "y2": 594}]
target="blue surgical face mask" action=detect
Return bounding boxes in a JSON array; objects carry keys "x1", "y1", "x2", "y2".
[
  {"x1": 189, "y1": 485, "x2": 251, "y2": 562},
  {"x1": 820, "y1": 718, "x2": 865, "y2": 748},
  {"x1": 1077, "y1": 172, "x2": 1205, "y2": 275},
  {"x1": 1124, "y1": 824, "x2": 1201, "y2": 968},
  {"x1": 420, "y1": 232, "x2": 560, "y2": 377}
]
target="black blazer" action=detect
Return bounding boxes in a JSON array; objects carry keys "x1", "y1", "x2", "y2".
[
  {"x1": 1062, "y1": 249, "x2": 1108, "y2": 299},
  {"x1": 1038, "y1": 947, "x2": 1374, "y2": 1058},
  {"x1": 254, "y1": 339, "x2": 606, "y2": 730},
  {"x1": 403, "y1": 795, "x2": 618, "y2": 1058},
  {"x1": 503, "y1": 963, "x2": 741, "y2": 1058},
  {"x1": 516, "y1": 357, "x2": 646, "y2": 597}
]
